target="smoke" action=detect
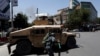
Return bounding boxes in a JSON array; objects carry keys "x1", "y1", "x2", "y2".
[{"x1": 25, "y1": 6, "x2": 37, "y2": 23}]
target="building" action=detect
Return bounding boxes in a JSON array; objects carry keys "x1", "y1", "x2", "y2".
[
  {"x1": 80, "y1": 2, "x2": 97, "y2": 22},
  {"x1": 53, "y1": 7, "x2": 69, "y2": 25},
  {"x1": 0, "y1": 0, "x2": 10, "y2": 31},
  {"x1": 69, "y1": 0, "x2": 80, "y2": 9},
  {"x1": 53, "y1": 0, "x2": 80, "y2": 25},
  {"x1": 53, "y1": 1, "x2": 97, "y2": 25}
]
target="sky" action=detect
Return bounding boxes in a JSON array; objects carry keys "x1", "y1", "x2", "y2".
[{"x1": 13, "y1": 0, "x2": 100, "y2": 23}]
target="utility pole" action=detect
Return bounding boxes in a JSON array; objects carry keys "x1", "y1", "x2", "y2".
[
  {"x1": 36, "y1": 8, "x2": 39, "y2": 20},
  {"x1": 11, "y1": 0, "x2": 14, "y2": 28},
  {"x1": 36, "y1": 8, "x2": 38, "y2": 14}
]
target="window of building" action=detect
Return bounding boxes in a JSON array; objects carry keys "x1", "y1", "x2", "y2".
[{"x1": 82, "y1": 4, "x2": 90, "y2": 8}]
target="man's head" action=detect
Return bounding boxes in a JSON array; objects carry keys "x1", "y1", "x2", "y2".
[{"x1": 49, "y1": 32, "x2": 55, "y2": 36}]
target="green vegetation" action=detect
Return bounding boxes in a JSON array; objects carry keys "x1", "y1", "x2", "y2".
[
  {"x1": 95, "y1": 17, "x2": 100, "y2": 24},
  {"x1": 13, "y1": 13, "x2": 29, "y2": 29},
  {"x1": 66, "y1": 8, "x2": 90, "y2": 29}
]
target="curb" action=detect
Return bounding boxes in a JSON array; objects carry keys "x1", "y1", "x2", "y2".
[{"x1": 0, "y1": 42, "x2": 7, "y2": 46}]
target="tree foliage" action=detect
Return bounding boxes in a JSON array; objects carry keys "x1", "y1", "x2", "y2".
[
  {"x1": 67, "y1": 8, "x2": 90, "y2": 29},
  {"x1": 13, "y1": 13, "x2": 29, "y2": 29},
  {"x1": 80, "y1": 8, "x2": 90, "y2": 22},
  {"x1": 95, "y1": 17, "x2": 100, "y2": 24}
]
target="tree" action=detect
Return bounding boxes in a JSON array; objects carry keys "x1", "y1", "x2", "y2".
[
  {"x1": 95, "y1": 17, "x2": 100, "y2": 24},
  {"x1": 80, "y1": 8, "x2": 90, "y2": 22},
  {"x1": 67, "y1": 8, "x2": 90, "y2": 29},
  {"x1": 98, "y1": 18, "x2": 100, "y2": 24},
  {"x1": 13, "y1": 13, "x2": 29, "y2": 29}
]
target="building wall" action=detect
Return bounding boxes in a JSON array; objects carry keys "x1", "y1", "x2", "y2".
[
  {"x1": 53, "y1": 1, "x2": 97, "y2": 25},
  {"x1": 80, "y1": 2, "x2": 97, "y2": 22},
  {"x1": 69, "y1": 0, "x2": 80, "y2": 9},
  {"x1": 53, "y1": 8, "x2": 69, "y2": 25}
]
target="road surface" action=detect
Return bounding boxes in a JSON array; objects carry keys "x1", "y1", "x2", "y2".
[{"x1": 0, "y1": 30, "x2": 100, "y2": 56}]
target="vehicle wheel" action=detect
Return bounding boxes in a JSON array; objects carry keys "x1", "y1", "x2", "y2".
[
  {"x1": 15, "y1": 39, "x2": 32, "y2": 55},
  {"x1": 66, "y1": 36, "x2": 77, "y2": 49}
]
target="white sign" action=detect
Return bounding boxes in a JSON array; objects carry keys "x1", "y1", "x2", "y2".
[
  {"x1": 35, "y1": 13, "x2": 49, "y2": 17},
  {"x1": 11, "y1": 0, "x2": 18, "y2": 6}
]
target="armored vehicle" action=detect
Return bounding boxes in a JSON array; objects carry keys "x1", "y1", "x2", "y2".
[{"x1": 8, "y1": 13, "x2": 77, "y2": 55}]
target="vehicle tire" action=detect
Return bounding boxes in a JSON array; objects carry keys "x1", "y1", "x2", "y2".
[
  {"x1": 15, "y1": 39, "x2": 32, "y2": 55},
  {"x1": 66, "y1": 36, "x2": 77, "y2": 49}
]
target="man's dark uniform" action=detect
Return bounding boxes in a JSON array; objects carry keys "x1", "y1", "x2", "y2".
[{"x1": 44, "y1": 33, "x2": 55, "y2": 56}]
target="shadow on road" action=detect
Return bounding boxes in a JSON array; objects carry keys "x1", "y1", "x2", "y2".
[
  {"x1": 11, "y1": 53, "x2": 26, "y2": 56},
  {"x1": 0, "y1": 42, "x2": 7, "y2": 46},
  {"x1": 59, "y1": 45, "x2": 79, "y2": 54},
  {"x1": 11, "y1": 45, "x2": 79, "y2": 56}
]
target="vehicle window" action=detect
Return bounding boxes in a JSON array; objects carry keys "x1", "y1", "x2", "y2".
[
  {"x1": 32, "y1": 29, "x2": 45, "y2": 34},
  {"x1": 50, "y1": 28, "x2": 61, "y2": 33}
]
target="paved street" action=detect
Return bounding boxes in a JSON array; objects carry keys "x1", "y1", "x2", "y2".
[
  {"x1": 66, "y1": 30, "x2": 100, "y2": 56},
  {"x1": 0, "y1": 30, "x2": 100, "y2": 56}
]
